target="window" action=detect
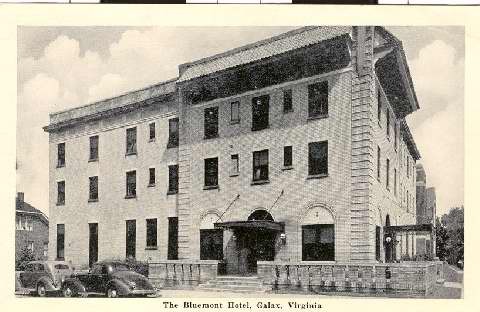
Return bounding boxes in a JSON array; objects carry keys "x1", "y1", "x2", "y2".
[
  {"x1": 302, "y1": 224, "x2": 334, "y2": 261},
  {"x1": 252, "y1": 150, "x2": 269, "y2": 182},
  {"x1": 283, "y1": 146, "x2": 293, "y2": 167},
  {"x1": 251, "y1": 95, "x2": 269, "y2": 131},
  {"x1": 146, "y1": 219, "x2": 157, "y2": 249},
  {"x1": 308, "y1": 141, "x2": 328, "y2": 176},
  {"x1": 394, "y1": 168, "x2": 397, "y2": 196},
  {"x1": 57, "y1": 143, "x2": 65, "y2": 167},
  {"x1": 204, "y1": 158, "x2": 218, "y2": 188},
  {"x1": 200, "y1": 229, "x2": 223, "y2": 260},
  {"x1": 126, "y1": 171, "x2": 136, "y2": 198},
  {"x1": 375, "y1": 226, "x2": 381, "y2": 261},
  {"x1": 89, "y1": 136, "x2": 99, "y2": 161},
  {"x1": 204, "y1": 107, "x2": 219, "y2": 139},
  {"x1": 377, "y1": 88, "x2": 382, "y2": 123},
  {"x1": 308, "y1": 81, "x2": 328, "y2": 118},
  {"x1": 27, "y1": 241, "x2": 34, "y2": 252},
  {"x1": 394, "y1": 123, "x2": 398, "y2": 150},
  {"x1": 283, "y1": 89, "x2": 293, "y2": 112},
  {"x1": 231, "y1": 101, "x2": 240, "y2": 124},
  {"x1": 377, "y1": 146, "x2": 381, "y2": 181},
  {"x1": 57, "y1": 224, "x2": 65, "y2": 260},
  {"x1": 148, "y1": 168, "x2": 155, "y2": 186},
  {"x1": 167, "y1": 118, "x2": 179, "y2": 148},
  {"x1": 126, "y1": 127, "x2": 137, "y2": 155},
  {"x1": 125, "y1": 220, "x2": 136, "y2": 259},
  {"x1": 230, "y1": 154, "x2": 239, "y2": 176},
  {"x1": 57, "y1": 181, "x2": 65, "y2": 205},
  {"x1": 386, "y1": 159, "x2": 390, "y2": 190},
  {"x1": 149, "y1": 122, "x2": 156, "y2": 141},
  {"x1": 167, "y1": 217, "x2": 178, "y2": 260},
  {"x1": 89, "y1": 176, "x2": 98, "y2": 201},
  {"x1": 407, "y1": 190, "x2": 410, "y2": 212},
  {"x1": 43, "y1": 242, "x2": 48, "y2": 258},
  {"x1": 168, "y1": 165, "x2": 179, "y2": 194},
  {"x1": 386, "y1": 110, "x2": 391, "y2": 137},
  {"x1": 407, "y1": 156, "x2": 410, "y2": 178}
]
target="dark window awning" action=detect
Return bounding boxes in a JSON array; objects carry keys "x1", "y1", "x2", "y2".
[
  {"x1": 384, "y1": 223, "x2": 433, "y2": 233},
  {"x1": 214, "y1": 220, "x2": 285, "y2": 232}
]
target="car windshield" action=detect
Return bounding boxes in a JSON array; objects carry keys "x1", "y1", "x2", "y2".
[
  {"x1": 107, "y1": 263, "x2": 130, "y2": 273},
  {"x1": 54, "y1": 264, "x2": 70, "y2": 270}
]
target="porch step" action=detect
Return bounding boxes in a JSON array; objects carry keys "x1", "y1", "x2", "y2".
[{"x1": 198, "y1": 276, "x2": 268, "y2": 293}]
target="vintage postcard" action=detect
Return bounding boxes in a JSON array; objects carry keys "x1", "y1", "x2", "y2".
[{"x1": 0, "y1": 3, "x2": 477, "y2": 312}]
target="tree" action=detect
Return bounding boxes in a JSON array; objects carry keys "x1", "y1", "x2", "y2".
[
  {"x1": 437, "y1": 206, "x2": 464, "y2": 267},
  {"x1": 15, "y1": 246, "x2": 36, "y2": 271}
]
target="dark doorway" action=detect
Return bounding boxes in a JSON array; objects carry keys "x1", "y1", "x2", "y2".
[
  {"x1": 126, "y1": 220, "x2": 136, "y2": 259},
  {"x1": 375, "y1": 226, "x2": 381, "y2": 261},
  {"x1": 89, "y1": 223, "x2": 98, "y2": 267},
  {"x1": 200, "y1": 229, "x2": 223, "y2": 260},
  {"x1": 384, "y1": 215, "x2": 394, "y2": 263},
  {"x1": 56, "y1": 224, "x2": 65, "y2": 260},
  {"x1": 236, "y1": 228, "x2": 275, "y2": 275},
  {"x1": 168, "y1": 217, "x2": 178, "y2": 260}
]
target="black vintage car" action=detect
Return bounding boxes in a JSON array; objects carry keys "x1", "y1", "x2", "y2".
[
  {"x1": 61, "y1": 261, "x2": 157, "y2": 298},
  {"x1": 18, "y1": 261, "x2": 74, "y2": 297}
]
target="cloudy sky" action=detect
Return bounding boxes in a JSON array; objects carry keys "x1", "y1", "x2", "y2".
[{"x1": 16, "y1": 26, "x2": 464, "y2": 217}]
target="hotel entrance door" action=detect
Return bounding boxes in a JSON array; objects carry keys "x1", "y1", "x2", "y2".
[{"x1": 236, "y1": 228, "x2": 275, "y2": 275}]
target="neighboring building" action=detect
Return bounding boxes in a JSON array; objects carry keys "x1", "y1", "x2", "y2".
[
  {"x1": 15, "y1": 192, "x2": 49, "y2": 262},
  {"x1": 44, "y1": 26, "x2": 423, "y2": 270},
  {"x1": 415, "y1": 163, "x2": 436, "y2": 258}
]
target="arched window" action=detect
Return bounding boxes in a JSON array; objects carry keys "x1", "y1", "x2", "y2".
[
  {"x1": 247, "y1": 210, "x2": 274, "y2": 221},
  {"x1": 302, "y1": 206, "x2": 334, "y2": 261},
  {"x1": 200, "y1": 213, "x2": 223, "y2": 260}
]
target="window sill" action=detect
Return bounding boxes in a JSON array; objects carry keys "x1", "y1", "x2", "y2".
[
  {"x1": 251, "y1": 179, "x2": 270, "y2": 186},
  {"x1": 145, "y1": 246, "x2": 158, "y2": 250},
  {"x1": 230, "y1": 120, "x2": 240, "y2": 125},
  {"x1": 125, "y1": 152, "x2": 137, "y2": 157},
  {"x1": 149, "y1": 138, "x2": 156, "y2": 143},
  {"x1": 283, "y1": 109, "x2": 294, "y2": 114},
  {"x1": 88, "y1": 158, "x2": 98, "y2": 163},
  {"x1": 306, "y1": 173, "x2": 329, "y2": 180},
  {"x1": 203, "y1": 185, "x2": 219, "y2": 190},
  {"x1": 282, "y1": 166, "x2": 294, "y2": 171},
  {"x1": 307, "y1": 114, "x2": 328, "y2": 121},
  {"x1": 167, "y1": 143, "x2": 179, "y2": 149},
  {"x1": 148, "y1": 183, "x2": 156, "y2": 188},
  {"x1": 124, "y1": 195, "x2": 137, "y2": 199},
  {"x1": 88, "y1": 198, "x2": 98, "y2": 203},
  {"x1": 56, "y1": 164, "x2": 65, "y2": 169},
  {"x1": 229, "y1": 172, "x2": 239, "y2": 177},
  {"x1": 167, "y1": 190, "x2": 178, "y2": 195},
  {"x1": 204, "y1": 135, "x2": 219, "y2": 140},
  {"x1": 56, "y1": 202, "x2": 65, "y2": 206}
]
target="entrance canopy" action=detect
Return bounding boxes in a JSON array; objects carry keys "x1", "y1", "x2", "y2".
[{"x1": 214, "y1": 220, "x2": 285, "y2": 232}]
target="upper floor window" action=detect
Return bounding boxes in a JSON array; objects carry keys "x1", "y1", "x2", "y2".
[
  {"x1": 251, "y1": 95, "x2": 269, "y2": 131},
  {"x1": 283, "y1": 146, "x2": 293, "y2": 168},
  {"x1": 126, "y1": 170, "x2": 136, "y2": 198},
  {"x1": 57, "y1": 143, "x2": 65, "y2": 167},
  {"x1": 308, "y1": 141, "x2": 328, "y2": 176},
  {"x1": 377, "y1": 87, "x2": 382, "y2": 123},
  {"x1": 386, "y1": 110, "x2": 391, "y2": 138},
  {"x1": 89, "y1": 135, "x2": 99, "y2": 161},
  {"x1": 149, "y1": 168, "x2": 156, "y2": 186},
  {"x1": 204, "y1": 107, "x2": 219, "y2": 139},
  {"x1": 394, "y1": 168, "x2": 397, "y2": 197},
  {"x1": 204, "y1": 158, "x2": 218, "y2": 188},
  {"x1": 57, "y1": 181, "x2": 65, "y2": 205},
  {"x1": 386, "y1": 158, "x2": 390, "y2": 190},
  {"x1": 377, "y1": 146, "x2": 381, "y2": 181},
  {"x1": 89, "y1": 176, "x2": 98, "y2": 202},
  {"x1": 230, "y1": 154, "x2": 239, "y2": 176},
  {"x1": 126, "y1": 127, "x2": 137, "y2": 155},
  {"x1": 168, "y1": 165, "x2": 179, "y2": 194},
  {"x1": 394, "y1": 123, "x2": 398, "y2": 151},
  {"x1": 308, "y1": 81, "x2": 328, "y2": 119},
  {"x1": 252, "y1": 150, "x2": 269, "y2": 182},
  {"x1": 146, "y1": 218, "x2": 157, "y2": 249},
  {"x1": 149, "y1": 122, "x2": 156, "y2": 141},
  {"x1": 167, "y1": 118, "x2": 179, "y2": 148},
  {"x1": 283, "y1": 89, "x2": 293, "y2": 113},
  {"x1": 231, "y1": 101, "x2": 240, "y2": 124}
]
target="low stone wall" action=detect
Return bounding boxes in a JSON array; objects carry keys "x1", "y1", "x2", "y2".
[
  {"x1": 148, "y1": 260, "x2": 219, "y2": 289},
  {"x1": 258, "y1": 261, "x2": 443, "y2": 297}
]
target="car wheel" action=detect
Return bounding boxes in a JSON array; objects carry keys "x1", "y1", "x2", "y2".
[
  {"x1": 37, "y1": 283, "x2": 47, "y2": 297},
  {"x1": 62, "y1": 286, "x2": 75, "y2": 298},
  {"x1": 106, "y1": 286, "x2": 119, "y2": 298}
]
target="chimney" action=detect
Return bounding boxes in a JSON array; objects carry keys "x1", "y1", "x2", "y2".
[{"x1": 17, "y1": 192, "x2": 24, "y2": 204}]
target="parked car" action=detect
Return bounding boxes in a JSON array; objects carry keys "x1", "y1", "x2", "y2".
[
  {"x1": 61, "y1": 261, "x2": 157, "y2": 298},
  {"x1": 18, "y1": 260, "x2": 74, "y2": 297}
]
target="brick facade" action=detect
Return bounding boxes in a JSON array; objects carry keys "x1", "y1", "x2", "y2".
[{"x1": 44, "y1": 26, "x2": 421, "y2": 269}]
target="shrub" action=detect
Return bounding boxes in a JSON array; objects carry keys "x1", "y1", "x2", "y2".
[{"x1": 15, "y1": 246, "x2": 36, "y2": 271}]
